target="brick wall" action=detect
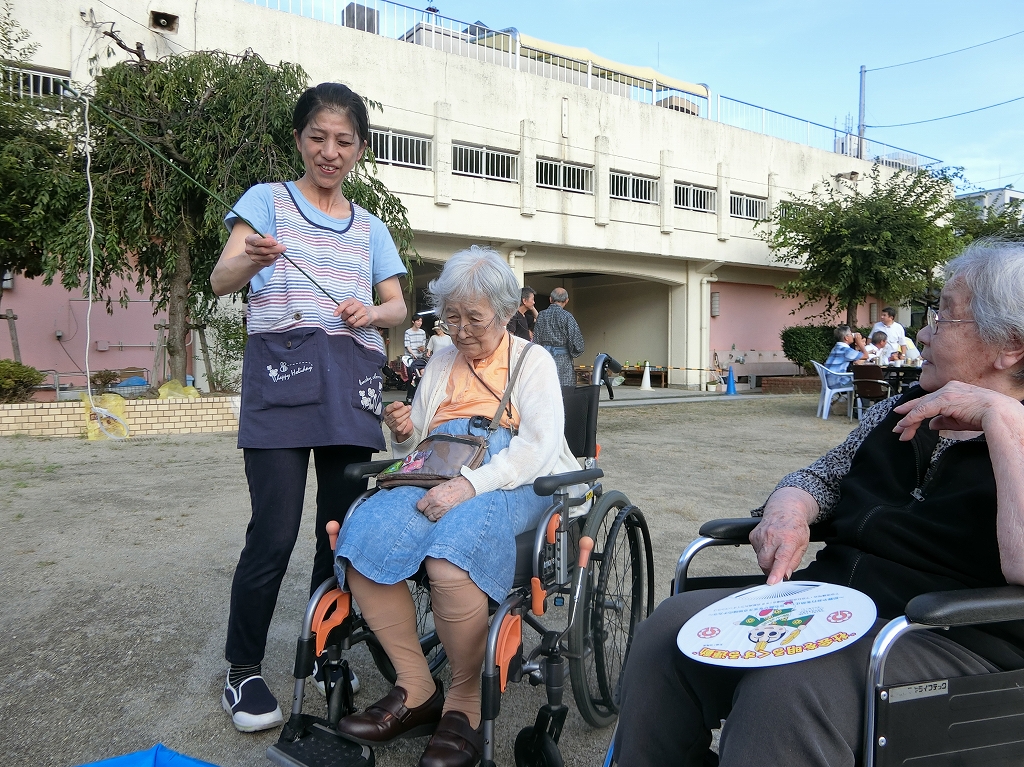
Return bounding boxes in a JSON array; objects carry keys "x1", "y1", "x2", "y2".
[
  {"x1": 0, "y1": 397, "x2": 241, "y2": 438},
  {"x1": 761, "y1": 376, "x2": 821, "y2": 395}
]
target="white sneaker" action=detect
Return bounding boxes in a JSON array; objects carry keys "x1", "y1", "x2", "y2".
[
  {"x1": 312, "y1": 659, "x2": 360, "y2": 696},
  {"x1": 222, "y1": 673, "x2": 284, "y2": 732}
]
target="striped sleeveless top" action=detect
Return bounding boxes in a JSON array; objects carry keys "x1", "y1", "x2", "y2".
[{"x1": 246, "y1": 183, "x2": 385, "y2": 355}]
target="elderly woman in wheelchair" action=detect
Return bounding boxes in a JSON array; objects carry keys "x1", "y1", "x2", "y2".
[
  {"x1": 613, "y1": 239, "x2": 1024, "y2": 767},
  {"x1": 328, "y1": 245, "x2": 588, "y2": 767}
]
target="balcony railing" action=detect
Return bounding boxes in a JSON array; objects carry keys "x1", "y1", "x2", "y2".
[
  {"x1": 2, "y1": 65, "x2": 70, "y2": 109},
  {"x1": 536, "y1": 158, "x2": 594, "y2": 194},
  {"x1": 610, "y1": 171, "x2": 659, "y2": 204},
  {"x1": 369, "y1": 127, "x2": 431, "y2": 169},
  {"x1": 452, "y1": 143, "x2": 518, "y2": 182},
  {"x1": 241, "y1": 0, "x2": 938, "y2": 169}
]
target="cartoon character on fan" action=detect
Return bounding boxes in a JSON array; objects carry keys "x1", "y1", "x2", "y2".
[{"x1": 740, "y1": 606, "x2": 814, "y2": 652}]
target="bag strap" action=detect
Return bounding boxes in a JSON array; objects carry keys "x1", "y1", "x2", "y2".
[{"x1": 488, "y1": 342, "x2": 534, "y2": 433}]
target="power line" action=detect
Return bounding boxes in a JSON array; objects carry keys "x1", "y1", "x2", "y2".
[
  {"x1": 867, "y1": 28, "x2": 1024, "y2": 72},
  {"x1": 866, "y1": 95, "x2": 1024, "y2": 128}
]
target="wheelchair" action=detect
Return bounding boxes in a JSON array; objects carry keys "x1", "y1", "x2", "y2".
[
  {"x1": 600, "y1": 517, "x2": 1024, "y2": 766},
  {"x1": 269, "y1": 353, "x2": 655, "y2": 767}
]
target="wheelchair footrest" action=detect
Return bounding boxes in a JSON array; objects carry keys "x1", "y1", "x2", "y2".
[{"x1": 267, "y1": 722, "x2": 374, "y2": 767}]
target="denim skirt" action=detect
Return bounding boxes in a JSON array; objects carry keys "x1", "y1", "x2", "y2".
[{"x1": 334, "y1": 418, "x2": 553, "y2": 602}]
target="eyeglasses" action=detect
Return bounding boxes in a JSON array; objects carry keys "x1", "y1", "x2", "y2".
[
  {"x1": 926, "y1": 307, "x2": 976, "y2": 333},
  {"x1": 439, "y1": 314, "x2": 498, "y2": 336}
]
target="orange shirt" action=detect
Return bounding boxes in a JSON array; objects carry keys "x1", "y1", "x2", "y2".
[{"x1": 430, "y1": 333, "x2": 521, "y2": 432}]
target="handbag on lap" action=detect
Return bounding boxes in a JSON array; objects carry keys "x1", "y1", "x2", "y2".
[{"x1": 376, "y1": 343, "x2": 533, "y2": 489}]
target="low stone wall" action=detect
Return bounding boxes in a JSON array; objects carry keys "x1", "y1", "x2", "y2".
[
  {"x1": 0, "y1": 396, "x2": 241, "y2": 438},
  {"x1": 761, "y1": 376, "x2": 821, "y2": 395}
]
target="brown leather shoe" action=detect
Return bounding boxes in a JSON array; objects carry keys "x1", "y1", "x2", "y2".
[
  {"x1": 417, "y1": 711, "x2": 483, "y2": 767},
  {"x1": 336, "y1": 680, "x2": 444, "y2": 745}
]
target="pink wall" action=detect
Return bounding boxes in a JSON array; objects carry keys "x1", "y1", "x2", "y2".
[
  {"x1": 710, "y1": 281, "x2": 877, "y2": 352},
  {"x1": 0, "y1": 275, "x2": 172, "y2": 391}
]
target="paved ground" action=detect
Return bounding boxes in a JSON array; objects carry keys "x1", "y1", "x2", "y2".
[{"x1": 0, "y1": 395, "x2": 857, "y2": 767}]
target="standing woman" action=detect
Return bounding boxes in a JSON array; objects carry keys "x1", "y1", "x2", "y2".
[{"x1": 210, "y1": 83, "x2": 407, "y2": 732}]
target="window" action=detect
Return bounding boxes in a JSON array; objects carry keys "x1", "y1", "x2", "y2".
[
  {"x1": 369, "y1": 128, "x2": 431, "y2": 169},
  {"x1": 536, "y1": 159, "x2": 594, "y2": 194},
  {"x1": 610, "y1": 171, "x2": 659, "y2": 204},
  {"x1": 730, "y1": 193, "x2": 768, "y2": 220},
  {"x1": 452, "y1": 144, "x2": 518, "y2": 182},
  {"x1": 674, "y1": 182, "x2": 716, "y2": 212},
  {"x1": 2, "y1": 65, "x2": 70, "y2": 108}
]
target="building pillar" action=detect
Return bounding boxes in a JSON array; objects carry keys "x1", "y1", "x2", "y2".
[
  {"x1": 667, "y1": 282, "x2": 688, "y2": 387},
  {"x1": 716, "y1": 161, "x2": 730, "y2": 242},
  {"x1": 595, "y1": 135, "x2": 609, "y2": 226},
  {"x1": 520, "y1": 120, "x2": 536, "y2": 217},
  {"x1": 434, "y1": 101, "x2": 452, "y2": 206},
  {"x1": 660, "y1": 149, "x2": 673, "y2": 234}
]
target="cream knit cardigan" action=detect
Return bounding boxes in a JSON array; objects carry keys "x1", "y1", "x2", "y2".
[{"x1": 392, "y1": 334, "x2": 581, "y2": 495}]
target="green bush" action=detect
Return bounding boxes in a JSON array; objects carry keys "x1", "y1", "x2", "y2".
[
  {"x1": 90, "y1": 369, "x2": 120, "y2": 390},
  {"x1": 206, "y1": 309, "x2": 247, "y2": 392},
  {"x1": 0, "y1": 359, "x2": 45, "y2": 403},
  {"x1": 780, "y1": 325, "x2": 837, "y2": 374}
]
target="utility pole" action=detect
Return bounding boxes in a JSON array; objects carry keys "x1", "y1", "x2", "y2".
[{"x1": 857, "y1": 65, "x2": 866, "y2": 160}]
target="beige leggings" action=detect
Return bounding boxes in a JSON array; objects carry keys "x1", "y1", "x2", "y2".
[{"x1": 347, "y1": 558, "x2": 488, "y2": 728}]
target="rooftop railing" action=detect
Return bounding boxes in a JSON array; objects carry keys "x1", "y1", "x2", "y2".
[{"x1": 242, "y1": 0, "x2": 938, "y2": 168}]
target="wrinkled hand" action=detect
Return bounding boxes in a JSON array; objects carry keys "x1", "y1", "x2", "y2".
[
  {"x1": 893, "y1": 380, "x2": 1020, "y2": 440},
  {"x1": 244, "y1": 233, "x2": 286, "y2": 267},
  {"x1": 417, "y1": 476, "x2": 476, "y2": 522},
  {"x1": 383, "y1": 401, "x2": 414, "y2": 443},
  {"x1": 335, "y1": 298, "x2": 379, "y2": 328},
  {"x1": 749, "y1": 489, "x2": 816, "y2": 585}
]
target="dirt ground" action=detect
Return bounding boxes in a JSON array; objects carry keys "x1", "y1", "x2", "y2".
[{"x1": 0, "y1": 395, "x2": 856, "y2": 767}]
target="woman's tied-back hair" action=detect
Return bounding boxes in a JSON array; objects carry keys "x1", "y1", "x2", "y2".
[
  {"x1": 292, "y1": 83, "x2": 370, "y2": 145},
  {"x1": 945, "y1": 238, "x2": 1024, "y2": 380},
  {"x1": 428, "y1": 245, "x2": 521, "y2": 323}
]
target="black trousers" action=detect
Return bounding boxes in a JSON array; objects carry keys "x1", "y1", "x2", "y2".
[
  {"x1": 614, "y1": 588, "x2": 998, "y2": 767},
  {"x1": 224, "y1": 445, "x2": 373, "y2": 666}
]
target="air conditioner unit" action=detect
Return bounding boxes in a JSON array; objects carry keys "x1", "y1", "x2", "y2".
[{"x1": 342, "y1": 2, "x2": 378, "y2": 34}]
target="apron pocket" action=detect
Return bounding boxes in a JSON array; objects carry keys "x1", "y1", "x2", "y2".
[
  {"x1": 257, "y1": 330, "x2": 324, "y2": 409},
  {"x1": 352, "y1": 342, "x2": 386, "y2": 418}
]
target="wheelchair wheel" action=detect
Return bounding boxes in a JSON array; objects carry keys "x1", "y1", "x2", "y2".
[
  {"x1": 513, "y1": 726, "x2": 564, "y2": 767},
  {"x1": 365, "y1": 577, "x2": 448, "y2": 683},
  {"x1": 568, "y1": 491, "x2": 654, "y2": 728}
]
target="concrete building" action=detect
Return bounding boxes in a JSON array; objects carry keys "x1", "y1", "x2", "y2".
[
  {"x1": 6, "y1": 0, "x2": 938, "y2": 388},
  {"x1": 957, "y1": 187, "x2": 1024, "y2": 216}
]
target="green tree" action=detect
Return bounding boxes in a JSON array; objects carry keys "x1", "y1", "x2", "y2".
[
  {"x1": 47, "y1": 41, "x2": 416, "y2": 385},
  {"x1": 759, "y1": 164, "x2": 960, "y2": 327},
  {"x1": 0, "y1": 1, "x2": 80, "y2": 312},
  {"x1": 951, "y1": 194, "x2": 1024, "y2": 243}
]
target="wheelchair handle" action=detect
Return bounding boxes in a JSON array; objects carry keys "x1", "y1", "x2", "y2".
[
  {"x1": 326, "y1": 520, "x2": 341, "y2": 551},
  {"x1": 593, "y1": 353, "x2": 622, "y2": 401}
]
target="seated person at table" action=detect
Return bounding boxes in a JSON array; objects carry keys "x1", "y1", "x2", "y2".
[
  {"x1": 867, "y1": 330, "x2": 901, "y2": 364},
  {"x1": 333, "y1": 245, "x2": 580, "y2": 767},
  {"x1": 823, "y1": 324, "x2": 867, "y2": 386},
  {"x1": 614, "y1": 239, "x2": 1024, "y2": 767}
]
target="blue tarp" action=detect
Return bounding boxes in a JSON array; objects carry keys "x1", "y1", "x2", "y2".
[{"x1": 81, "y1": 744, "x2": 219, "y2": 767}]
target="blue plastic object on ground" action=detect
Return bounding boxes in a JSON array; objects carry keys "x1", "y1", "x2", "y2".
[
  {"x1": 116, "y1": 376, "x2": 148, "y2": 387},
  {"x1": 81, "y1": 744, "x2": 220, "y2": 767},
  {"x1": 726, "y1": 366, "x2": 737, "y2": 395}
]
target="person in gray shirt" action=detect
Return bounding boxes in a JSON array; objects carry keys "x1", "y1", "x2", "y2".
[{"x1": 533, "y1": 287, "x2": 584, "y2": 388}]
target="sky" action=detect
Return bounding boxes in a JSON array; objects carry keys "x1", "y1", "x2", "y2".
[{"x1": 432, "y1": 0, "x2": 1024, "y2": 192}]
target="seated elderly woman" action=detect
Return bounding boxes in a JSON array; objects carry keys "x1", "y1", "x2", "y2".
[
  {"x1": 614, "y1": 239, "x2": 1024, "y2": 767},
  {"x1": 333, "y1": 245, "x2": 579, "y2": 767}
]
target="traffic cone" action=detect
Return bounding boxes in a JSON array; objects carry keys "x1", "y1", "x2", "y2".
[
  {"x1": 726, "y1": 366, "x2": 737, "y2": 395},
  {"x1": 639, "y1": 362, "x2": 653, "y2": 391}
]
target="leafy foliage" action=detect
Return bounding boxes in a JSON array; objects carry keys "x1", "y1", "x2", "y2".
[
  {"x1": 951, "y1": 196, "x2": 1024, "y2": 243},
  {"x1": 0, "y1": 2, "x2": 81, "y2": 299},
  {"x1": 779, "y1": 325, "x2": 837, "y2": 374},
  {"x1": 0, "y1": 358, "x2": 44, "y2": 403},
  {"x1": 760, "y1": 165, "x2": 960, "y2": 326},
  {"x1": 206, "y1": 307, "x2": 247, "y2": 392}
]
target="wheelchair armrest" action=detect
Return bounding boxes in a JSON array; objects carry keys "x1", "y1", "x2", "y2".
[
  {"x1": 695, "y1": 517, "x2": 834, "y2": 543},
  {"x1": 905, "y1": 585, "x2": 1024, "y2": 627},
  {"x1": 533, "y1": 468, "x2": 604, "y2": 497},
  {"x1": 342, "y1": 459, "x2": 399, "y2": 483}
]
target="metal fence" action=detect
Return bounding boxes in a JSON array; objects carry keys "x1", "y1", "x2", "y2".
[
  {"x1": 536, "y1": 158, "x2": 594, "y2": 194},
  {"x1": 369, "y1": 127, "x2": 431, "y2": 168},
  {"x1": 717, "y1": 96, "x2": 939, "y2": 171},
  {"x1": 3, "y1": 65, "x2": 70, "y2": 109},
  {"x1": 610, "y1": 171, "x2": 659, "y2": 204},
  {"x1": 452, "y1": 143, "x2": 518, "y2": 182},
  {"x1": 729, "y1": 192, "x2": 768, "y2": 220},
  {"x1": 674, "y1": 182, "x2": 716, "y2": 212},
  {"x1": 242, "y1": 0, "x2": 936, "y2": 168}
]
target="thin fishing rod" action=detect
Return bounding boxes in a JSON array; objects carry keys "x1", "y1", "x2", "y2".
[{"x1": 60, "y1": 83, "x2": 341, "y2": 307}]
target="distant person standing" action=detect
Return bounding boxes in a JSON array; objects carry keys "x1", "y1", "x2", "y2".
[
  {"x1": 872, "y1": 307, "x2": 909, "y2": 356},
  {"x1": 506, "y1": 286, "x2": 536, "y2": 340},
  {"x1": 425, "y1": 320, "x2": 453, "y2": 357},
  {"x1": 533, "y1": 287, "x2": 584, "y2": 388}
]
